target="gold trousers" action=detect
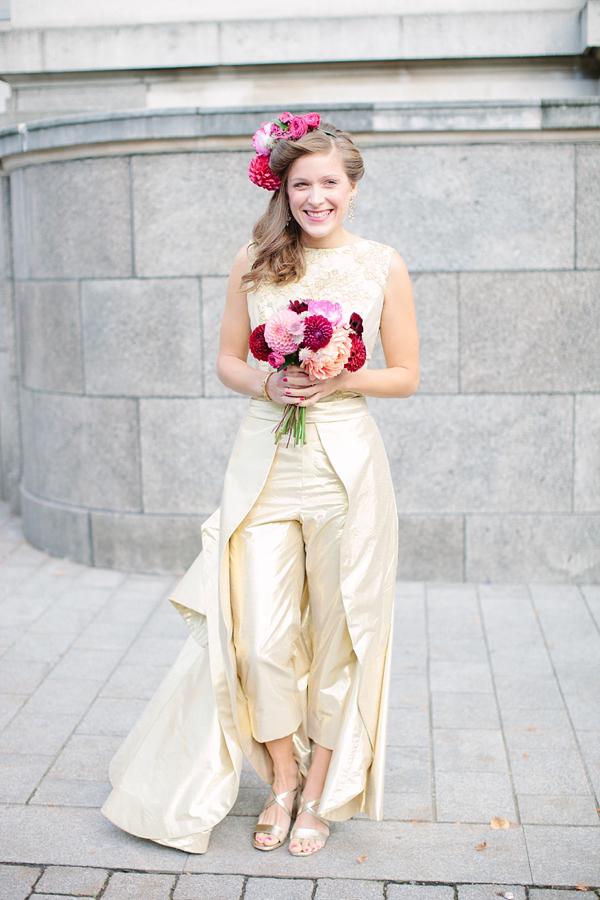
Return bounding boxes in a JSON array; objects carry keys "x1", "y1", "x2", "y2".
[{"x1": 229, "y1": 421, "x2": 355, "y2": 750}]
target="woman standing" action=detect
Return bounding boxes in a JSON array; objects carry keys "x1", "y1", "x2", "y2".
[{"x1": 102, "y1": 112, "x2": 419, "y2": 858}]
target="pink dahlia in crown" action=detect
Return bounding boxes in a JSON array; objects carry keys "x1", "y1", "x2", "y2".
[
  {"x1": 247, "y1": 298, "x2": 367, "y2": 446},
  {"x1": 248, "y1": 111, "x2": 322, "y2": 191}
]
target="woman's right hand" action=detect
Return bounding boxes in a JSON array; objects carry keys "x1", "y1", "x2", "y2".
[{"x1": 265, "y1": 366, "x2": 315, "y2": 405}]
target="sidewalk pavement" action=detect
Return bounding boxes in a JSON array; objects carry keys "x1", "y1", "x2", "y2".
[{"x1": 0, "y1": 501, "x2": 598, "y2": 900}]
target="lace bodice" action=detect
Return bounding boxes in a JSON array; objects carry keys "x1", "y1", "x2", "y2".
[{"x1": 247, "y1": 240, "x2": 395, "y2": 374}]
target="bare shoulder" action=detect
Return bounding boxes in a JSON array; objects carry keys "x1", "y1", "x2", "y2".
[
  {"x1": 384, "y1": 250, "x2": 412, "y2": 302},
  {"x1": 231, "y1": 242, "x2": 252, "y2": 271}
]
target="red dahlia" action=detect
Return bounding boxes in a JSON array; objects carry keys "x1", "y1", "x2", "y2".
[
  {"x1": 349, "y1": 312, "x2": 364, "y2": 336},
  {"x1": 248, "y1": 324, "x2": 271, "y2": 361},
  {"x1": 303, "y1": 315, "x2": 333, "y2": 351},
  {"x1": 248, "y1": 155, "x2": 281, "y2": 191},
  {"x1": 288, "y1": 299, "x2": 309, "y2": 314},
  {"x1": 345, "y1": 333, "x2": 367, "y2": 372}
]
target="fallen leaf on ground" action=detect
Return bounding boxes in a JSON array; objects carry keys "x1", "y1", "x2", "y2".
[
  {"x1": 54, "y1": 571, "x2": 65, "y2": 576},
  {"x1": 475, "y1": 841, "x2": 487, "y2": 851},
  {"x1": 497, "y1": 892, "x2": 514, "y2": 899},
  {"x1": 526, "y1": 726, "x2": 537, "y2": 731},
  {"x1": 357, "y1": 854, "x2": 368, "y2": 864},
  {"x1": 575, "y1": 887, "x2": 588, "y2": 892},
  {"x1": 490, "y1": 816, "x2": 511, "y2": 829},
  {"x1": 523, "y1": 752, "x2": 531, "y2": 758}
]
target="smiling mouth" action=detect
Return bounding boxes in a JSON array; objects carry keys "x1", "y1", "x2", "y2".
[{"x1": 304, "y1": 209, "x2": 333, "y2": 221}]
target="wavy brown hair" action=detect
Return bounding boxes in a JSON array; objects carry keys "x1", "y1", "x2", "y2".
[{"x1": 241, "y1": 123, "x2": 365, "y2": 289}]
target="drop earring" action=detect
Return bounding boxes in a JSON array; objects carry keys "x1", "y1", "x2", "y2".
[
  {"x1": 348, "y1": 195, "x2": 355, "y2": 221},
  {"x1": 286, "y1": 210, "x2": 291, "y2": 225}
]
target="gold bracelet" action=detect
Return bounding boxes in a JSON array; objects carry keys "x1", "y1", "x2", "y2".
[{"x1": 261, "y1": 372, "x2": 273, "y2": 401}]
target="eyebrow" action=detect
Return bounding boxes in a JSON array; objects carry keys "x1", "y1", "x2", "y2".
[{"x1": 291, "y1": 174, "x2": 340, "y2": 180}]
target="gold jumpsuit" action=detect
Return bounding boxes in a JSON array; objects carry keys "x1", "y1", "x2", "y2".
[{"x1": 102, "y1": 240, "x2": 399, "y2": 853}]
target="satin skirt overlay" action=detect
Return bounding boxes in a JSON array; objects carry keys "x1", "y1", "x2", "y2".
[{"x1": 102, "y1": 395, "x2": 398, "y2": 853}]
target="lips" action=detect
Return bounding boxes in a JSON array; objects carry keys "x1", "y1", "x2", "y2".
[{"x1": 304, "y1": 209, "x2": 333, "y2": 221}]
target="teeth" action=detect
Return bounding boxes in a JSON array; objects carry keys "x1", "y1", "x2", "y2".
[{"x1": 306, "y1": 210, "x2": 331, "y2": 219}]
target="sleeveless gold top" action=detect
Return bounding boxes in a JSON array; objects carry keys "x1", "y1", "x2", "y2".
[{"x1": 247, "y1": 240, "x2": 395, "y2": 374}]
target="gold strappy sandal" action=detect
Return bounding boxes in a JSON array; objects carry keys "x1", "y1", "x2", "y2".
[
  {"x1": 252, "y1": 782, "x2": 299, "y2": 851},
  {"x1": 289, "y1": 794, "x2": 330, "y2": 856}
]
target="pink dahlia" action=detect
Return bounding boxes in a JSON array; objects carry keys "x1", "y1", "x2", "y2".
[
  {"x1": 248, "y1": 155, "x2": 281, "y2": 191},
  {"x1": 307, "y1": 299, "x2": 344, "y2": 327},
  {"x1": 248, "y1": 324, "x2": 271, "y2": 362},
  {"x1": 302, "y1": 315, "x2": 333, "y2": 351},
  {"x1": 301, "y1": 328, "x2": 352, "y2": 380},
  {"x1": 278, "y1": 111, "x2": 293, "y2": 124},
  {"x1": 345, "y1": 333, "x2": 367, "y2": 372},
  {"x1": 264, "y1": 309, "x2": 304, "y2": 354}
]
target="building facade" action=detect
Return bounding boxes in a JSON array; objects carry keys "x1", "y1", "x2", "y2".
[{"x1": 0, "y1": 3, "x2": 599, "y2": 580}]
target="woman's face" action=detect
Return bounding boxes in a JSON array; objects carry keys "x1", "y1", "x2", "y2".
[{"x1": 286, "y1": 151, "x2": 356, "y2": 248}]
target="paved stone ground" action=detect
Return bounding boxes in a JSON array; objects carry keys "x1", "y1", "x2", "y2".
[{"x1": 0, "y1": 502, "x2": 598, "y2": 898}]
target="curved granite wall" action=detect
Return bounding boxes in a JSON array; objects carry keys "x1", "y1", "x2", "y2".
[{"x1": 1, "y1": 103, "x2": 599, "y2": 580}]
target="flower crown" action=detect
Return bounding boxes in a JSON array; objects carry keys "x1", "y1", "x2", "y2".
[{"x1": 248, "y1": 111, "x2": 335, "y2": 192}]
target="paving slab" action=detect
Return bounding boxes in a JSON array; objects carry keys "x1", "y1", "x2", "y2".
[
  {"x1": 244, "y1": 876, "x2": 314, "y2": 900},
  {"x1": 30, "y1": 777, "x2": 110, "y2": 807},
  {"x1": 35, "y1": 865, "x2": 109, "y2": 896},
  {"x1": 387, "y1": 887, "x2": 455, "y2": 900},
  {"x1": 434, "y1": 772, "x2": 517, "y2": 824},
  {"x1": 529, "y1": 891, "x2": 599, "y2": 900},
  {"x1": 102, "y1": 871, "x2": 177, "y2": 899},
  {"x1": 524, "y1": 824, "x2": 600, "y2": 885},
  {"x1": 184, "y1": 817, "x2": 533, "y2": 884},
  {"x1": 431, "y1": 692, "x2": 500, "y2": 730},
  {"x1": 173, "y1": 874, "x2": 246, "y2": 900},
  {"x1": 517, "y1": 792, "x2": 600, "y2": 825},
  {"x1": 314, "y1": 878, "x2": 384, "y2": 899},
  {"x1": 0, "y1": 806, "x2": 187, "y2": 871},
  {"x1": 0, "y1": 864, "x2": 41, "y2": 900},
  {"x1": 457, "y1": 886, "x2": 526, "y2": 900}
]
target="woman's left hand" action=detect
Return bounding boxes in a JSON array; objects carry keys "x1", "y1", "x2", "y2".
[{"x1": 281, "y1": 365, "x2": 351, "y2": 406}]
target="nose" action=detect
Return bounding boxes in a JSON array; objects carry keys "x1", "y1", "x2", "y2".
[{"x1": 307, "y1": 184, "x2": 324, "y2": 206}]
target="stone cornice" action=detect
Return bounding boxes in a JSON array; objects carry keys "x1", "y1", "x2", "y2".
[
  {"x1": 1, "y1": 101, "x2": 599, "y2": 171},
  {"x1": 0, "y1": 8, "x2": 596, "y2": 75}
]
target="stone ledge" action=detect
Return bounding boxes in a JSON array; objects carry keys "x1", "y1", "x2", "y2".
[
  {"x1": 1, "y1": 100, "x2": 599, "y2": 162},
  {"x1": 0, "y1": 10, "x2": 585, "y2": 75}
]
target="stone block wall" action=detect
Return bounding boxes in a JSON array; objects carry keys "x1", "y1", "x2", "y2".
[{"x1": 2, "y1": 105, "x2": 599, "y2": 580}]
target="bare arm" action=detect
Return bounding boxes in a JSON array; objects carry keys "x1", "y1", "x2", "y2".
[
  {"x1": 216, "y1": 245, "x2": 265, "y2": 398},
  {"x1": 296, "y1": 251, "x2": 419, "y2": 405}
]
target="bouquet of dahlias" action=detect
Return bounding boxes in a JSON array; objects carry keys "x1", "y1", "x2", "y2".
[{"x1": 249, "y1": 299, "x2": 367, "y2": 445}]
